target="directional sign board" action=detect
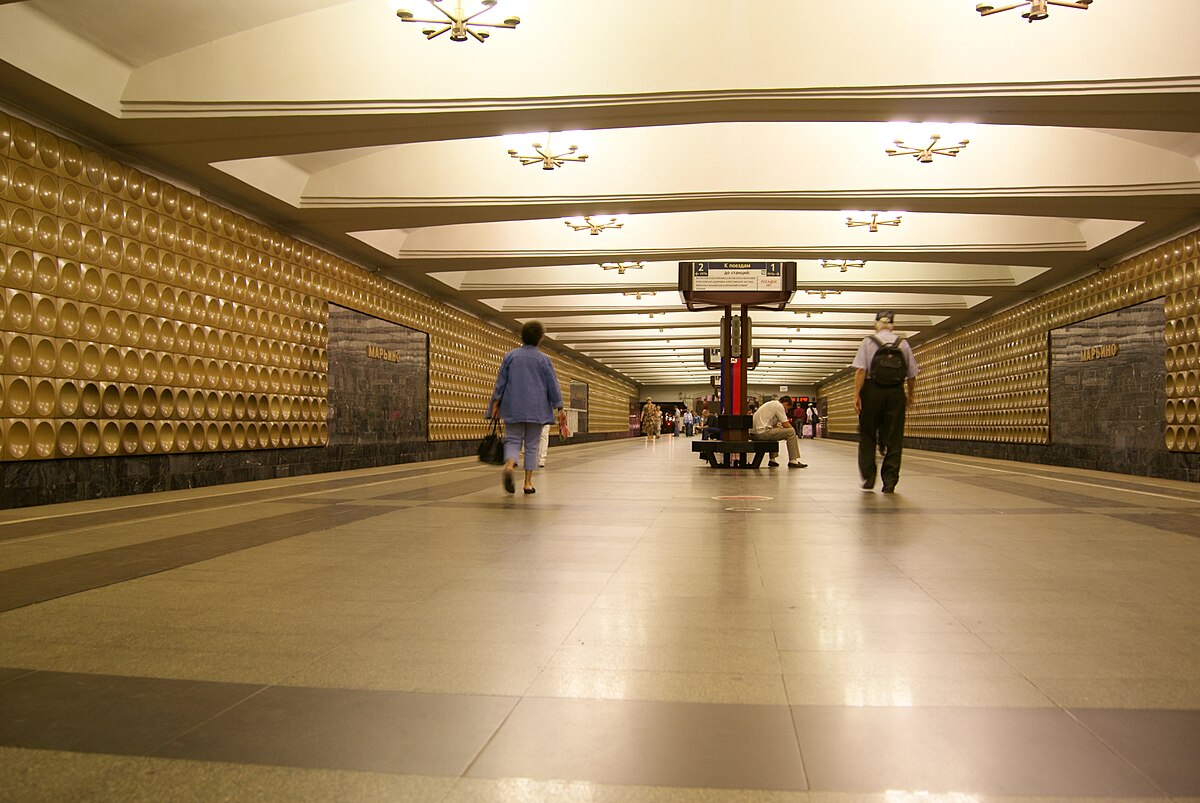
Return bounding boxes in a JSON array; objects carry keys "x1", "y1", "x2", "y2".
[{"x1": 679, "y1": 261, "x2": 796, "y2": 310}]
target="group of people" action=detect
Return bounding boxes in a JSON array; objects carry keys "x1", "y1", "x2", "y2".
[{"x1": 487, "y1": 309, "x2": 919, "y2": 496}]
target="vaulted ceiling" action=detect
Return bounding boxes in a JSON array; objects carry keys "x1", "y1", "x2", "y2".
[{"x1": 3, "y1": 0, "x2": 1199, "y2": 387}]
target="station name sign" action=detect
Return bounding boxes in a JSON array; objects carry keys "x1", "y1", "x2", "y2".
[
  {"x1": 687, "y1": 262, "x2": 786, "y2": 292},
  {"x1": 1080, "y1": 343, "x2": 1119, "y2": 362},
  {"x1": 367, "y1": 344, "x2": 404, "y2": 363}
]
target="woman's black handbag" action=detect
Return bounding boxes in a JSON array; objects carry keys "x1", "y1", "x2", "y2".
[{"x1": 477, "y1": 419, "x2": 505, "y2": 465}]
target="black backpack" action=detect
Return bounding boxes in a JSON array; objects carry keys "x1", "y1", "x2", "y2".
[{"x1": 868, "y1": 335, "x2": 909, "y2": 386}]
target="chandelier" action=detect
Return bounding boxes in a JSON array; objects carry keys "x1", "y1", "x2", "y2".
[
  {"x1": 976, "y1": 1, "x2": 1092, "y2": 22},
  {"x1": 820, "y1": 259, "x2": 866, "y2": 273},
  {"x1": 846, "y1": 213, "x2": 902, "y2": 232},
  {"x1": 565, "y1": 216, "x2": 623, "y2": 235},
  {"x1": 600, "y1": 262, "x2": 645, "y2": 274},
  {"x1": 395, "y1": 0, "x2": 520, "y2": 43},
  {"x1": 508, "y1": 135, "x2": 588, "y2": 170},
  {"x1": 806, "y1": 290, "x2": 842, "y2": 300},
  {"x1": 886, "y1": 134, "x2": 969, "y2": 163}
]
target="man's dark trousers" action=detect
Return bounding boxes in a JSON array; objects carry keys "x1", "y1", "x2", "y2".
[{"x1": 858, "y1": 380, "x2": 907, "y2": 488}]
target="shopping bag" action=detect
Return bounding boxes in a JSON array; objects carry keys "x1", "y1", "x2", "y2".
[
  {"x1": 557, "y1": 410, "x2": 571, "y2": 440},
  {"x1": 802, "y1": 424, "x2": 813, "y2": 437},
  {"x1": 477, "y1": 419, "x2": 505, "y2": 465}
]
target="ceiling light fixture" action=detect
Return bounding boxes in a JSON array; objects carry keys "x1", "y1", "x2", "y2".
[
  {"x1": 508, "y1": 134, "x2": 588, "y2": 170},
  {"x1": 886, "y1": 134, "x2": 969, "y2": 163},
  {"x1": 820, "y1": 259, "x2": 867, "y2": 273},
  {"x1": 846, "y1": 212, "x2": 902, "y2": 232},
  {"x1": 806, "y1": 290, "x2": 842, "y2": 300},
  {"x1": 795, "y1": 311, "x2": 823, "y2": 318},
  {"x1": 395, "y1": 0, "x2": 520, "y2": 43},
  {"x1": 976, "y1": 0, "x2": 1092, "y2": 22},
  {"x1": 599, "y1": 261, "x2": 645, "y2": 274},
  {"x1": 565, "y1": 216, "x2": 623, "y2": 235},
  {"x1": 623, "y1": 291, "x2": 656, "y2": 300}
]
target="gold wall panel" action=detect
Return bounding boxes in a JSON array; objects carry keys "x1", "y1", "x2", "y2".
[
  {"x1": 819, "y1": 229, "x2": 1200, "y2": 453},
  {"x1": 0, "y1": 110, "x2": 637, "y2": 460}
]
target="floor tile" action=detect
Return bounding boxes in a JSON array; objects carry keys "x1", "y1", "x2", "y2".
[
  {"x1": 779, "y1": 650, "x2": 1023, "y2": 679},
  {"x1": 550, "y1": 643, "x2": 782, "y2": 674},
  {"x1": 0, "y1": 747, "x2": 459, "y2": 803},
  {"x1": 527, "y1": 667, "x2": 789, "y2": 704},
  {"x1": 1070, "y1": 708, "x2": 1200, "y2": 795},
  {"x1": 443, "y1": 777, "x2": 814, "y2": 802},
  {"x1": 1033, "y1": 677, "x2": 1200, "y2": 709},
  {"x1": 790, "y1": 705, "x2": 1161, "y2": 795},
  {"x1": 467, "y1": 697, "x2": 808, "y2": 791},
  {"x1": 783, "y1": 674, "x2": 1055, "y2": 707},
  {"x1": 0, "y1": 670, "x2": 263, "y2": 756},
  {"x1": 157, "y1": 684, "x2": 517, "y2": 775}
]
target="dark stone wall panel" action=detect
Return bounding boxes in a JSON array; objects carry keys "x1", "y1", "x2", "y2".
[
  {"x1": 326, "y1": 305, "x2": 428, "y2": 446},
  {"x1": 1050, "y1": 300, "x2": 1165, "y2": 450}
]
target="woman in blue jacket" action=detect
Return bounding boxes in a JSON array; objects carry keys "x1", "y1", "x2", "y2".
[{"x1": 487, "y1": 321, "x2": 563, "y2": 494}]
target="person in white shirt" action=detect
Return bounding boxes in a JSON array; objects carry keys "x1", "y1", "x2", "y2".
[
  {"x1": 750, "y1": 396, "x2": 807, "y2": 469},
  {"x1": 852, "y1": 310, "x2": 919, "y2": 493}
]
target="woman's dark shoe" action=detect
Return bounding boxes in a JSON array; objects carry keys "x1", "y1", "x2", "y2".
[
  {"x1": 502, "y1": 470, "x2": 515, "y2": 494},
  {"x1": 523, "y1": 487, "x2": 536, "y2": 494}
]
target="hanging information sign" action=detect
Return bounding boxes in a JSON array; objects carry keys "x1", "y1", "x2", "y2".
[{"x1": 678, "y1": 261, "x2": 796, "y2": 311}]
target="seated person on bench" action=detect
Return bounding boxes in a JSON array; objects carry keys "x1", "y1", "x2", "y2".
[
  {"x1": 701, "y1": 410, "x2": 721, "y2": 441},
  {"x1": 749, "y1": 396, "x2": 807, "y2": 469}
]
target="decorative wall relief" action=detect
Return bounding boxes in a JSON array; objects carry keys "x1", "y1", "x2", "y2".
[{"x1": 0, "y1": 109, "x2": 638, "y2": 508}]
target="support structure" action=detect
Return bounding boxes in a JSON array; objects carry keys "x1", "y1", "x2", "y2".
[{"x1": 680, "y1": 262, "x2": 796, "y2": 467}]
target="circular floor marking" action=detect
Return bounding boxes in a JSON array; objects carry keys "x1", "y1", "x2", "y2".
[
  {"x1": 724, "y1": 506, "x2": 762, "y2": 512},
  {"x1": 713, "y1": 495, "x2": 773, "y2": 501}
]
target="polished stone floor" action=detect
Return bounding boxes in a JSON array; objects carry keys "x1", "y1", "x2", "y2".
[{"x1": 1, "y1": 435, "x2": 1199, "y2": 802}]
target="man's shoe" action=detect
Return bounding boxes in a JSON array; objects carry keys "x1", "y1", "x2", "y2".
[
  {"x1": 881, "y1": 484, "x2": 896, "y2": 494},
  {"x1": 862, "y1": 479, "x2": 874, "y2": 490},
  {"x1": 788, "y1": 461, "x2": 808, "y2": 468},
  {"x1": 767, "y1": 460, "x2": 779, "y2": 468}
]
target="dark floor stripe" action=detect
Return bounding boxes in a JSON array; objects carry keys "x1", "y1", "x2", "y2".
[
  {"x1": 2, "y1": 668, "x2": 1196, "y2": 795},
  {"x1": 0, "y1": 669, "x2": 515, "y2": 778},
  {"x1": 1101, "y1": 512, "x2": 1200, "y2": 539},
  {"x1": 0, "y1": 462, "x2": 464, "y2": 544},
  {"x1": 0, "y1": 504, "x2": 388, "y2": 612},
  {"x1": 369, "y1": 475, "x2": 501, "y2": 502},
  {"x1": 0, "y1": 670, "x2": 264, "y2": 756},
  {"x1": 952, "y1": 476, "x2": 1137, "y2": 508}
]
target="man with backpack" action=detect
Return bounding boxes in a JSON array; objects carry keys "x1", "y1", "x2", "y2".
[{"x1": 852, "y1": 310, "x2": 918, "y2": 493}]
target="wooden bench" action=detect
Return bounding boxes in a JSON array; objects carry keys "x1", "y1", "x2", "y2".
[{"x1": 692, "y1": 440, "x2": 779, "y2": 469}]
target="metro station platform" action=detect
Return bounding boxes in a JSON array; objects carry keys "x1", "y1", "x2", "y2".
[{"x1": 1, "y1": 436, "x2": 1199, "y2": 801}]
